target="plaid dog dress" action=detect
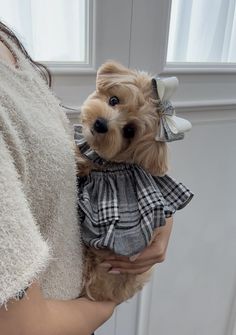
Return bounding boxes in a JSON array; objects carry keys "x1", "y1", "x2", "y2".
[{"x1": 75, "y1": 126, "x2": 193, "y2": 257}]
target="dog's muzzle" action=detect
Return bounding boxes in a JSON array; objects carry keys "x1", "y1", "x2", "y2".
[{"x1": 93, "y1": 118, "x2": 108, "y2": 134}]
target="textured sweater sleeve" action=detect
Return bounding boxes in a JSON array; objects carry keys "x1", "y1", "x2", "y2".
[{"x1": 0, "y1": 133, "x2": 51, "y2": 307}]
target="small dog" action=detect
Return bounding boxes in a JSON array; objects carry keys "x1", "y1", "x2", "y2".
[{"x1": 75, "y1": 61, "x2": 192, "y2": 303}]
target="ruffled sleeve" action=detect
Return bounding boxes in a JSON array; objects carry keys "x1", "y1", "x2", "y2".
[
  {"x1": 153, "y1": 174, "x2": 194, "y2": 217},
  {"x1": 0, "y1": 131, "x2": 51, "y2": 307}
]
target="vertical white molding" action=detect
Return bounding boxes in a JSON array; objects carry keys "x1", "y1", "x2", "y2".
[
  {"x1": 95, "y1": 0, "x2": 133, "y2": 68},
  {"x1": 226, "y1": 281, "x2": 236, "y2": 335},
  {"x1": 228, "y1": 299, "x2": 236, "y2": 335},
  {"x1": 135, "y1": 278, "x2": 154, "y2": 335},
  {"x1": 232, "y1": 320, "x2": 236, "y2": 335},
  {"x1": 129, "y1": 0, "x2": 172, "y2": 73}
]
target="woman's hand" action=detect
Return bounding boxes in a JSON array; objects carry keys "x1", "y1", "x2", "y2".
[{"x1": 99, "y1": 216, "x2": 173, "y2": 275}]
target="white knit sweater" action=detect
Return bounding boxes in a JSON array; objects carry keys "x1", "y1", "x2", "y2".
[{"x1": 0, "y1": 32, "x2": 83, "y2": 306}]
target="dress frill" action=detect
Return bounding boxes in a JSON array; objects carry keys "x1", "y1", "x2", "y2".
[{"x1": 77, "y1": 163, "x2": 193, "y2": 256}]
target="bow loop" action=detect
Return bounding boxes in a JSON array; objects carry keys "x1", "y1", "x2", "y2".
[{"x1": 152, "y1": 77, "x2": 192, "y2": 142}]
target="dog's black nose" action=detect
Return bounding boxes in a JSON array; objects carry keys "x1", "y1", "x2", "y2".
[{"x1": 93, "y1": 118, "x2": 108, "y2": 133}]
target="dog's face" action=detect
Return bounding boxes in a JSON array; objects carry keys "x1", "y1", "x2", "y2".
[{"x1": 80, "y1": 61, "x2": 168, "y2": 176}]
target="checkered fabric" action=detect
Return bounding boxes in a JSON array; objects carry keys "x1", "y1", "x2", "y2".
[
  {"x1": 75, "y1": 124, "x2": 193, "y2": 256},
  {"x1": 77, "y1": 163, "x2": 193, "y2": 257},
  {"x1": 74, "y1": 124, "x2": 106, "y2": 165}
]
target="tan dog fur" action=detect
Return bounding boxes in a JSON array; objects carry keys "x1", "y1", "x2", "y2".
[{"x1": 77, "y1": 61, "x2": 168, "y2": 303}]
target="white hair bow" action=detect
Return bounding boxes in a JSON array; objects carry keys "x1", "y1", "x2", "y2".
[{"x1": 152, "y1": 77, "x2": 192, "y2": 142}]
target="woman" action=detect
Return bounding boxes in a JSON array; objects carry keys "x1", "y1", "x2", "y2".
[{"x1": 0, "y1": 21, "x2": 173, "y2": 335}]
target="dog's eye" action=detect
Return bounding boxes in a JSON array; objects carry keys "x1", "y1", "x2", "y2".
[
  {"x1": 123, "y1": 123, "x2": 136, "y2": 139},
  {"x1": 109, "y1": 96, "x2": 119, "y2": 106}
]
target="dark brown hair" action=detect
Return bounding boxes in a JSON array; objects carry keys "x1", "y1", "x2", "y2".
[{"x1": 0, "y1": 21, "x2": 52, "y2": 87}]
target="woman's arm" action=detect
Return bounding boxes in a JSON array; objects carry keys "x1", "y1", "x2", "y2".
[
  {"x1": 0, "y1": 120, "x2": 115, "y2": 335},
  {"x1": 0, "y1": 40, "x2": 115, "y2": 335},
  {"x1": 0, "y1": 282, "x2": 115, "y2": 335}
]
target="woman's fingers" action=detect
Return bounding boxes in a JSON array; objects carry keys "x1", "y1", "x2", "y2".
[
  {"x1": 101, "y1": 217, "x2": 173, "y2": 274},
  {"x1": 99, "y1": 240, "x2": 167, "y2": 272},
  {"x1": 108, "y1": 266, "x2": 152, "y2": 275},
  {"x1": 100, "y1": 251, "x2": 166, "y2": 270}
]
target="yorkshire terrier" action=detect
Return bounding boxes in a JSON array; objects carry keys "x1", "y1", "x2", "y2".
[{"x1": 75, "y1": 61, "x2": 193, "y2": 303}]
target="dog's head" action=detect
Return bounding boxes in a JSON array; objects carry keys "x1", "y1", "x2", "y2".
[{"x1": 80, "y1": 61, "x2": 168, "y2": 176}]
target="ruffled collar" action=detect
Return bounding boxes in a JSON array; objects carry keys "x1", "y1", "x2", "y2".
[{"x1": 74, "y1": 124, "x2": 107, "y2": 165}]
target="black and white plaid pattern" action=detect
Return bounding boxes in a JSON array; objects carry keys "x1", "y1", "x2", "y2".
[
  {"x1": 77, "y1": 163, "x2": 193, "y2": 257},
  {"x1": 74, "y1": 124, "x2": 106, "y2": 165}
]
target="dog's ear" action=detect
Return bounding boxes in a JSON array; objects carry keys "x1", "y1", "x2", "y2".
[
  {"x1": 97, "y1": 61, "x2": 130, "y2": 76},
  {"x1": 133, "y1": 137, "x2": 168, "y2": 176},
  {"x1": 96, "y1": 61, "x2": 136, "y2": 92}
]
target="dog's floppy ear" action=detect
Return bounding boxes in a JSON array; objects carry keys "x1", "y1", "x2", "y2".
[
  {"x1": 96, "y1": 61, "x2": 134, "y2": 91},
  {"x1": 97, "y1": 61, "x2": 130, "y2": 76}
]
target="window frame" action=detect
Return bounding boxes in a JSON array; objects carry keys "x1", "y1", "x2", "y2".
[
  {"x1": 164, "y1": 0, "x2": 236, "y2": 74},
  {"x1": 164, "y1": 63, "x2": 236, "y2": 74},
  {"x1": 51, "y1": 0, "x2": 236, "y2": 113},
  {"x1": 47, "y1": 0, "x2": 135, "y2": 74},
  {"x1": 43, "y1": 0, "x2": 236, "y2": 75},
  {"x1": 42, "y1": 0, "x2": 96, "y2": 74}
]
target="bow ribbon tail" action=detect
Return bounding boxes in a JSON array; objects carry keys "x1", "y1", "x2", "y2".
[{"x1": 152, "y1": 76, "x2": 192, "y2": 142}]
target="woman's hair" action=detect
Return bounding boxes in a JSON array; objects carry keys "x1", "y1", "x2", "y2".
[{"x1": 0, "y1": 21, "x2": 52, "y2": 87}]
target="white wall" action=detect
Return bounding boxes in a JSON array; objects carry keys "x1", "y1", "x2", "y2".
[{"x1": 148, "y1": 109, "x2": 236, "y2": 335}]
